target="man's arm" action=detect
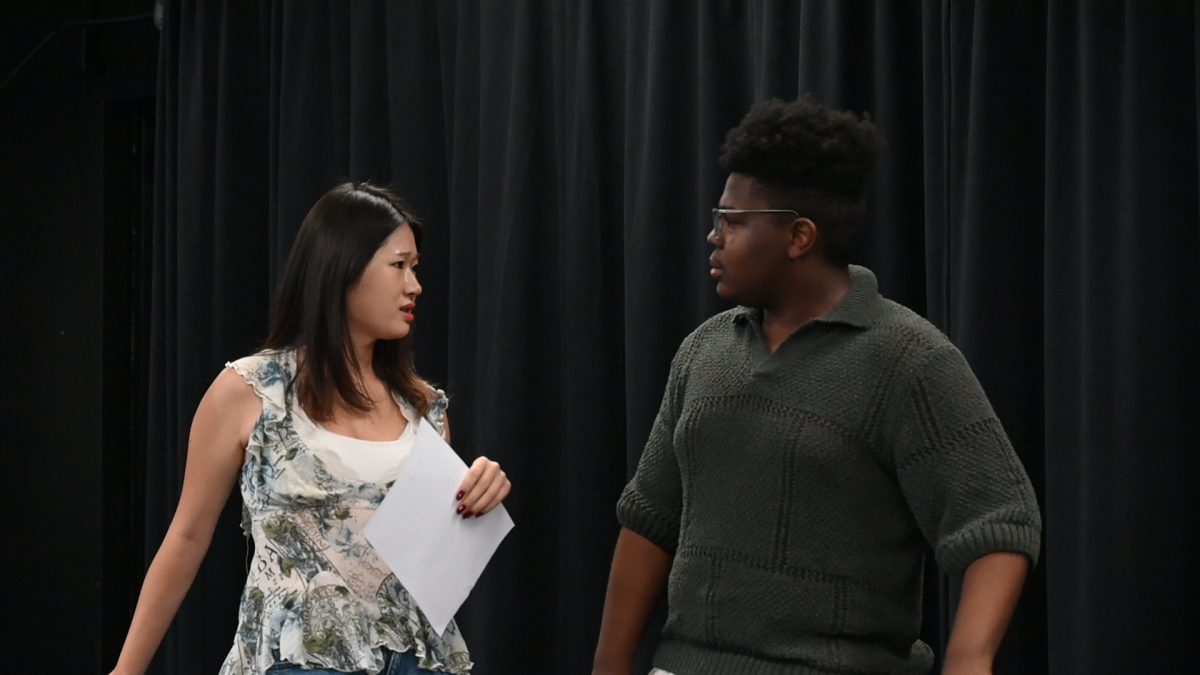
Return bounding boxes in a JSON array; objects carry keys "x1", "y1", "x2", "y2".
[
  {"x1": 886, "y1": 344, "x2": 1041, "y2": 673},
  {"x1": 592, "y1": 528, "x2": 673, "y2": 675},
  {"x1": 942, "y1": 551, "x2": 1030, "y2": 675},
  {"x1": 596, "y1": 333, "x2": 695, "y2": 674}
]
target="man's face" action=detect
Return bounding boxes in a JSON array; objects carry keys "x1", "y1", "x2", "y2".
[{"x1": 708, "y1": 173, "x2": 795, "y2": 307}]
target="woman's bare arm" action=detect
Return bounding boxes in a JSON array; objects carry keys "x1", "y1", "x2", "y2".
[{"x1": 110, "y1": 369, "x2": 260, "y2": 675}]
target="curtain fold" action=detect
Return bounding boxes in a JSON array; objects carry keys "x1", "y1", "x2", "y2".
[
  {"x1": 1043, "y1": 2, "x2": 1200, "y2": 672},
  {"x1": 149, "y1": 2, "x2": 270, "y2": 672},
  {"x1": 145, "y1": 2, "x2": 1200, "y2": 673}
]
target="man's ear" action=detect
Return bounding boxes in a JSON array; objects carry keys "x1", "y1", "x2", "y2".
[{"x1": 787, "y1": 218, "x2": 818, "y2": 259}]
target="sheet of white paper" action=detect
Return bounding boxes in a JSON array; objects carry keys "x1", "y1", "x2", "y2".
[{"x1": 363, "y1": 419, "x2": 514, "y2": 635}]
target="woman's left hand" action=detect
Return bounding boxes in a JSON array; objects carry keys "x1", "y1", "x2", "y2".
[{"x1": 455, "y1": 456, "x2": 511, "y2": 518}]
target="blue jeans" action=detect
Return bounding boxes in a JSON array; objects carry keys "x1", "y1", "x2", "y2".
[{"x1": 267, "y1": 649, "x2": 440, "y2": 675}]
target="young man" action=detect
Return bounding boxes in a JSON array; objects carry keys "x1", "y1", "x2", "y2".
[{"x1": 593, "y1": 99, "x2": 1041, "y2": 675}]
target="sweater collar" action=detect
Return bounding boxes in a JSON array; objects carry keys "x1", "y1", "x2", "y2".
[{"x1": 732, "y1": 265, "x2": 881, "y2": 329}]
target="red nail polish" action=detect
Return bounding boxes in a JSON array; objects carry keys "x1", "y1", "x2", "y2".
[
  {"x1": 456, "y1": 504, "x2": 465, "y2": 514},
  {"x1": 455, "y1": 491, "x2": 464, "y2": 500},
  {"x1": 463, "y1": 511, "x2": 473, "y2": 518}
]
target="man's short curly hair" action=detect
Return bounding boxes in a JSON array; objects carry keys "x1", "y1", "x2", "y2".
[{"x1": 719, "y1": 98, "x2": 882, "y2": 266}]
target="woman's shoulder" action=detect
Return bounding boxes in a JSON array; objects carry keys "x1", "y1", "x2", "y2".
[
  {"x1": 227, "y1": 347, "x2": 295, "y2": 373},
  {"x1": 225, "y1": 348, "x2": 296, "y2": 410},
  {"x1": 414, "y1": 380, "x2": 450, "y2": 437},
  {"x1": 424, "y1": 380, "x2": 449, "y2": 409},
  {"x1": 205, "y1": 367, "x2": 266, "y2": 424}
]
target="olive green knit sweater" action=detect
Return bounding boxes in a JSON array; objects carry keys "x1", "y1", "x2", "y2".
[{"x1": 617, "y1": 266, "x2": 1041, "y2": 675}]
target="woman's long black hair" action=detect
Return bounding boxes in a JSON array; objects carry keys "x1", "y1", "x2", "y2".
[{"x1": 264, "y1": 181, "x2": 433, "y2": 420}]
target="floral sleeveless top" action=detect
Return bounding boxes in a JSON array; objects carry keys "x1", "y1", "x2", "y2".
[{"x1": 218, "y1": 350, "x2": 472, "y2": 675}]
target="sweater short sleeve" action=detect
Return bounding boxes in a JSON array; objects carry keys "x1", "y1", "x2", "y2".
[
  {"x1": 615, "y1": 335, "x2": 696, "y2": 554},
  {"x1": 892, "y1": 345, "x2": 1042, "y2": 574}
]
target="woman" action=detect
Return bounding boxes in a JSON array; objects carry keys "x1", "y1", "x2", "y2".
[{"x1": 111, "y1": 183, "x2": 511, "y2": 675}]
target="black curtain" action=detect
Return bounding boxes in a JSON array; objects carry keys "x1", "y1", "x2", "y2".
[{"x1": 143, "y1": 2, "x2": 1200, "y2": 674}]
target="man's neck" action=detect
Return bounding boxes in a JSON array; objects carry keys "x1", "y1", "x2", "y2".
[{"x1": 760, "y1": 265, "x2": 852, "y2": 352}]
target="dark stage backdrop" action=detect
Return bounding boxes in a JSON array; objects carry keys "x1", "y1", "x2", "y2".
[{"x1": 140, "y1": 2, "x2": 1200, "y2": 674}]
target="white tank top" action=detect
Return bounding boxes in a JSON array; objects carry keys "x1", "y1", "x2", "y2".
[{"x1": 290, "y1": 399, "x2": 417, "y2": 483}]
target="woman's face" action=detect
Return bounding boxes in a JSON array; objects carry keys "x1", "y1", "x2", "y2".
[{"x1": 345, "y1": 224, "x2": 422, "y2": 344}]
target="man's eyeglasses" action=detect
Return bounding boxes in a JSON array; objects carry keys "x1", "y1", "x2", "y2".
[{"x1": 710, "y1": 208, "x2": 801, "y2": 239}]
